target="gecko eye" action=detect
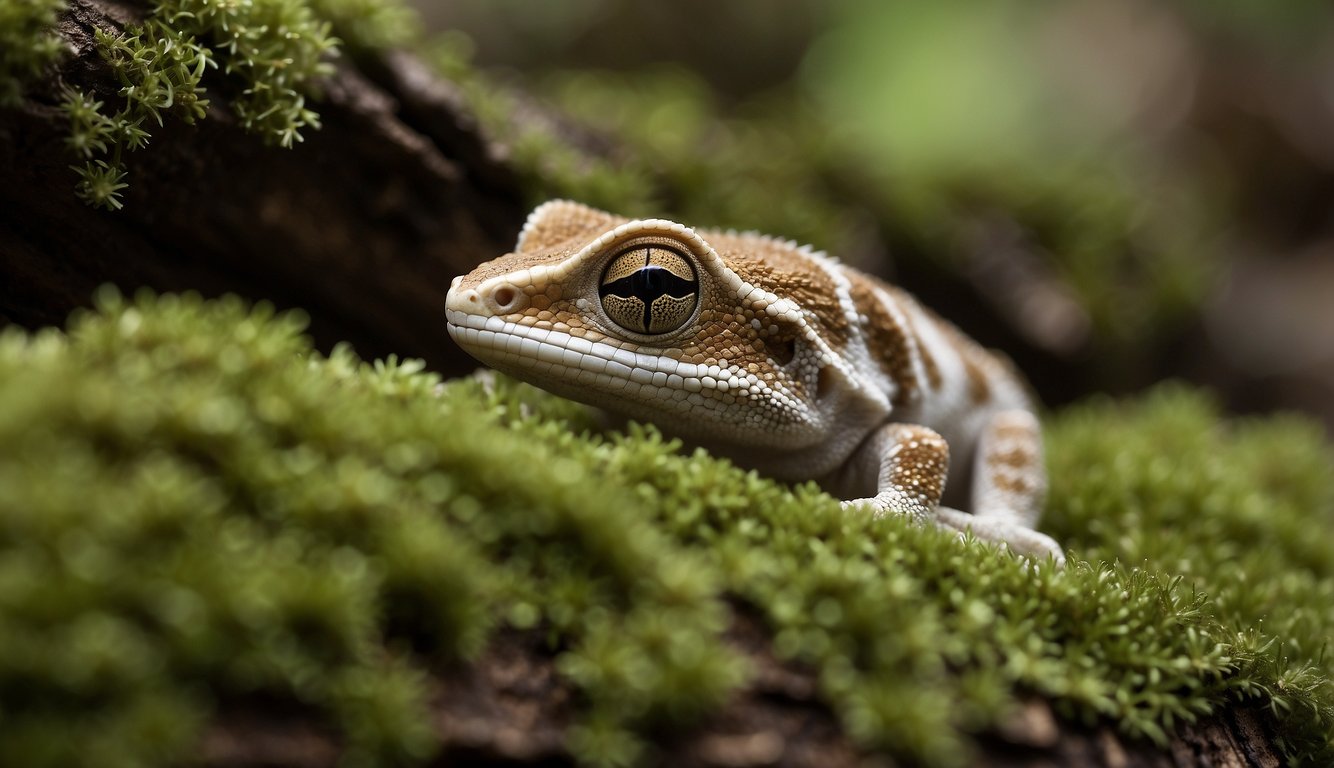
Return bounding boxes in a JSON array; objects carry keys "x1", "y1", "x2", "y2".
[{"x1": 598, "y1": 245, "x2": 699, "y2": 335}]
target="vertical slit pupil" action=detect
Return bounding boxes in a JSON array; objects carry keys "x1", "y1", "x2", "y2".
[{"x1": 599, "y1": 246, "x2": 699, "y2": 334}]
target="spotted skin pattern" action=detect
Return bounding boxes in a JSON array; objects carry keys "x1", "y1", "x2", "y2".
[{"x1": 445, "y1": 201, "x2": 1064, "y2": 566}]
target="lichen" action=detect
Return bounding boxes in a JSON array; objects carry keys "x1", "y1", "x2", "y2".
[{"x1": 1, "y1": 291, "x2": 1331, "y2": 766}]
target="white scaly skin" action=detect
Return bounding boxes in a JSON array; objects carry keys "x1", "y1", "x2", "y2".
[{"x1": 445, "y1": 201, "x2": 1065, "y2": 566}]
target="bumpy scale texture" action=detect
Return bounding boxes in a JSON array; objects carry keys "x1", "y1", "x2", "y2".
[{"x1": 446, "y1": 201, "x2": 1063, "y2": 564}]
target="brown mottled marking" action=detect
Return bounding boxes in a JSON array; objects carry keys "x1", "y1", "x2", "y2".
[
  {"x1": 843, "y1": 270, "x2": 919, "y2": 408},
  {"x1": 984, "y1": 420, "x2": 1039, "y2": 495},
  {"x1": 703, "y1": 230, "x2": 853, "y2": 353},
  {"x1": 990, "y1": 420, "x2": 1036, "y2": 450},
  {"x1": 990, "y1": 444, "x2": 1035, "y2": 468},
  {"x1": 518, "y1": 202, "x2": 627, "y2": 253},
  {"x1": 457, "y1": 249, "x2": 557, "y2": 286},
  {"x1": 992, "y1": 471, "x2": 1037, "y2": 497},
  {"x1": 881, "y1": 424, "x2": 950, "y2": 508}
]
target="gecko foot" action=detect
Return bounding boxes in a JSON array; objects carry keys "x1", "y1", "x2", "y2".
[
  {"x1": 844, "y1": 498, "x2": 1065, "y2": 569},
  {"x1": 842, "y1": 491, "x2": 933, "y2": 525},
  {"x1": 934, "y1": 507, "x2": 1066, "y2": 569}
]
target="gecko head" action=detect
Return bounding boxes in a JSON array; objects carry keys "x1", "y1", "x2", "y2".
[{"x1": 445, "y1": 201, "x2": 854, "y2": 448}]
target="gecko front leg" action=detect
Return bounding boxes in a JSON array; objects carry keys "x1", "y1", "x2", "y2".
[
  {"x1": 838, "y1": 422, "x2": 951, "y2": 524},
  {"x1": 840, "y1": 415, "x2": 1065, "y2": 567}
]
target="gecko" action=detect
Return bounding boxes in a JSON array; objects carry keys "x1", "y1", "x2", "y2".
[{"x1": 445, "y1": 201, "x2": 1065, "y2": 566}]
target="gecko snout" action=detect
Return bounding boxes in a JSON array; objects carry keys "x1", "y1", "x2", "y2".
[{"x1": 445, "y1": 280, "x2": 527, "y2": 317}]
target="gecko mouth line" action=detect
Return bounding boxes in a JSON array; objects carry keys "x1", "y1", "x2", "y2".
[{"x1": 446, "y1": 309, "x2": 766, "y2": 401}]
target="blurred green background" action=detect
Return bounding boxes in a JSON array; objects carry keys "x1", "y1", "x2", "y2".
[{"x1": 423, "y1": 0, "x2": 1334, "y2": 428}]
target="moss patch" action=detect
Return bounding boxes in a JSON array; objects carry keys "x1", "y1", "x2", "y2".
[
  {"x1": 1, "y1": 292, "x2": 1331, "y2": 766},
  {"x1": 27, "y1": 0, "x2": 419, "y2": 209},
  {"x1": 0, "y1": 0, "x2": 65, "y2": 107},
  {"x1": 1045, "y1": 388, "x2": 1334, "y2": 759}
]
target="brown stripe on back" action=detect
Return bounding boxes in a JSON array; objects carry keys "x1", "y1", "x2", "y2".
[
  {"x1": 962, "y1": 351, "x2": 991, "y2": 404},
  {"x1": 843, "y1": 270, "x2": 919, "y2": 408},
  {"x1": 882, "y1": 285, "x2": 942, "y2": 392},
  {"x1": 940, "y1": 322, "x2": 993, "y2": 404}
]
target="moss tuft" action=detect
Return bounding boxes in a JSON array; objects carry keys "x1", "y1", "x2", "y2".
[
  {"x1": 65, "y1": 21, "x2": 213, "y2": 209},
  {"x1": 48, "y1": 0, "x2": 421, "y2": 208},
  {"x1": 62, "y1": 0, "x2": 333, "y2": 208},
  {"x1": 1, "y1": 292, "x2": 1331, "y2": 766},
  {"x1": 0, "y1": 0, "x2": 65, "y2": 107}
]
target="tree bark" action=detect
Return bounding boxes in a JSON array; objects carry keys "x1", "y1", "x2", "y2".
[{"x1": 0, "y1": 0, "x2": 526, "y2": 376}]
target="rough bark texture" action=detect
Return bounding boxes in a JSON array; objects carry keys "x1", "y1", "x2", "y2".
[
  {"x1": 0, "y1": 0, "x2": 527, "y2": 377},
  {"x1": 0, "y1": 2, "x2": 1293, "y2": 766}
]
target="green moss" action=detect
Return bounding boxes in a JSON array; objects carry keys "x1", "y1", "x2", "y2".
[
  {"x1": 0, "y1": 290, "x2": 739, "y2": 767},
  {"x1": 1045, "y1": 387, "x2": 1334, "y2": 758},
  {"x1": 0, "y1": 0, "x2": 65, "y2": 107},
  {"x1": 50, "y1": 0, "x2": 420, "y2": 209},
  {"x1": 1, "y1": 292, "x2": 1332, "y2": 766},
  {"x1": 64, "y1": 22, "x2": 212, "y2": 209},
  {"x1": 309, "y1": 0, "x2": 418, "y2": 54},
  {"x1": 63, "y1": 0, "x2": 334, "y2": 209}
]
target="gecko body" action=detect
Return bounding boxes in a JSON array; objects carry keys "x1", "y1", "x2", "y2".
[{"x1": 445, "y1": 201, "x2": 1064, "y2": 565}]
